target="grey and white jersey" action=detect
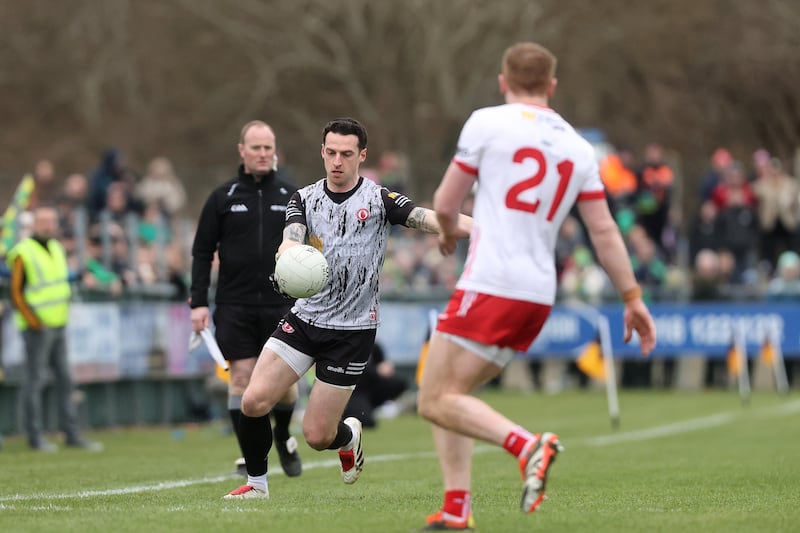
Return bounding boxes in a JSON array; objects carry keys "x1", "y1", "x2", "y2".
[{"x1": 285, "y1": 177, "x2": 415, "y2": 330}]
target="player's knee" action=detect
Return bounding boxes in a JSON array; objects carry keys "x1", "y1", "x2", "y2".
[
  {"x1": 416, "y1": 391, "x2": 439, "y2": 423},
  {"x1": 240, "y1": 390, "x2": 269, "y2": 417},
  {"x1": 303, "y1": 425, "x2": 332, "y2": 451}
]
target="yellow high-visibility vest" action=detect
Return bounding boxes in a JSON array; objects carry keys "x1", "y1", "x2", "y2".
[{"x1": 6, "y1": 238, "x2": 71, "y2": 329}]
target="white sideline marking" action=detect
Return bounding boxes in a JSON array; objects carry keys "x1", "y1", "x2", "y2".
[
  {"x1": 581, "y1": 398, "x2": 800, "y2": 447},
  {"x1": 757, "y1": 398, "x2": 800, "y2": 416},
  {"x1": 0, "y1": 475, "x2": 236, "y2": 502},
  {"x1": 0, "y1": 455, "x2": 443, "y2": 503},
  {"x1": 581, "y1": 413, "x2": 736, "y2": 446},
  {"x1": 2, "y1": 399, "x2": 798, "y2": 503}
]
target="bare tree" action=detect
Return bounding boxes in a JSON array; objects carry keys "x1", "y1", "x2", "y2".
[{"x1": 1, "y1": 0, "x2": 800, "y2": 216}]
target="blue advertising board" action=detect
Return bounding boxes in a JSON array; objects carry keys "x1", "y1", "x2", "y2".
[
  {"x1": 375, "y1": 301, "x2": 800, "y2": 363},
  {"x1": 2, "y1": 301, "x2": 794, "y2": 382},
  {"x1": 595, "y1": 302, "x2": 797, "y2": 359}
]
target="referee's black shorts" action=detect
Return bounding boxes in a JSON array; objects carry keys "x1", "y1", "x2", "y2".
[{"x1": 213, "y1": 303, "x2": 291, "y2": 361}]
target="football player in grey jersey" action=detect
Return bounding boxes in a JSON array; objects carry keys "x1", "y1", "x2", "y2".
[{"x1": 222, "y1": 117, "x2": 472, "y2": 500}]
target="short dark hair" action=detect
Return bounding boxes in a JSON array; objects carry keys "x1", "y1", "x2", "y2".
[{"x1": 322, "y1": 118, "x2": 368, "y2": 150}]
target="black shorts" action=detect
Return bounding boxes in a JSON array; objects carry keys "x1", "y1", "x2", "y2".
[
  {"x1": 270, "y1": 312, "x2": 377, "y2": 387},
  {"x1": 213, "y1": 303, "x2": 291, "y2": 361}
]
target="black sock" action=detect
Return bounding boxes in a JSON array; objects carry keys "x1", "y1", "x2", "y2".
[
  {"x1": 238, "y1": 413, "x2": 273, "y2": 477},
  {"x1": 271, "y1": 402, "x2": 295, "y2": 442},
  {"x1": 326, "y1": 420, "x2": 353, "y2": 450},
  {"x1": 228, "y1": 409, "x2": 243, "y2": 455}
]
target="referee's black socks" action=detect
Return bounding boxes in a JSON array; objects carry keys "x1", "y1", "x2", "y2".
[{"x1": 271, "y1": 401, "x2": 295, "y2": 442}]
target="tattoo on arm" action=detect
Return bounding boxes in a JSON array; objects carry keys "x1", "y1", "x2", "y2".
[
  {"x1": 406, "y1": 207, "x2": 439, "y2": 233},
  {"x1": 284, "y1": 223, "x2": 307, "y2": 243}
]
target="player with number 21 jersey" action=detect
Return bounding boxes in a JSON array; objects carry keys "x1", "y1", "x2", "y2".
[{"x1": 452, "y1": 102, "x2": 605, "y2": 306}]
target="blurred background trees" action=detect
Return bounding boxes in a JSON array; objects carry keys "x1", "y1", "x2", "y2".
[{"x1": 1, "y1": 0, "x2": 799, "y2": 216}]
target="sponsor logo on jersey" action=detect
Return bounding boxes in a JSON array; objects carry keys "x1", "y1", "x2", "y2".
[
  {"x1": 521, "y1": 110, "x2": 537, "y2": 121},
  {"x1": 369, "y1": 308, "x2": 377, "y2": 321},
  {"x1": 281, "y1": 321, "x2": 295, "y2": 334},
  {"x1": 279, "y1": 187, "x2": 288, "y2": 195},
  {"x1": 226, "y1": 183, "x2": 239, "y2": 196},
  {"x1": 357, "y1": 208, "x2": 369, "y2": 221},
  {"x1": 327, "y1": 365, "x2": 345, "y2": 374},
  {"x1": 230, "y1": 203, "x2": 248, "y2": 212},
  {"x1": 270, "y1": 205, "x2": 287, "y2": 212}
]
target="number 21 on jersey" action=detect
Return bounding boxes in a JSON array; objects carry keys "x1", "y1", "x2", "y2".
[{"x1": 505, "y1": 147, "x2": 574, "y2": 221}]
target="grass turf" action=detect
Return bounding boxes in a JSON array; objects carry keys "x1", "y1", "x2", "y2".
[{"x1": 1, "y1": 390, "x2": 798, "y2": 532}]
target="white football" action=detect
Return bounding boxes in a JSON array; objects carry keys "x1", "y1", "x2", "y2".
[{"x1": 274, "y1": 244, "x2": 329, "y2": 298}]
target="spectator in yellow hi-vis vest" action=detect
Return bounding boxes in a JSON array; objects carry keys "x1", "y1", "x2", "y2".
[{"x1": 6, "y1": 206, "x2": 101, "y2": 452}]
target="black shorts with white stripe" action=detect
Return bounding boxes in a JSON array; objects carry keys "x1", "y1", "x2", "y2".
[{"x1": 270, "y1": 312, "x2": 377, "y2": 387}]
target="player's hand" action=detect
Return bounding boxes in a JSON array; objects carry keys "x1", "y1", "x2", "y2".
[
  {"x1": 622, "y1": 299, "x2": 656, "y2": 356},
  {"x1": 437, "y1": 233, "x2": 458, "y2": 256},
  {"x1": 269, "y1": 273, "x2": 293, "y2": 299},
  {"x1": 190, "y1": 306, "x2": 210, "y2": 333}
]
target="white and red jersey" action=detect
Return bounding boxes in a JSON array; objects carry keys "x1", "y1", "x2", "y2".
[{"x1": 453, "y1": 103, "x2": 605, "y2": 305}]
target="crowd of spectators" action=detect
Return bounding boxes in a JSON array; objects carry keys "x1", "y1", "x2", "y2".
[
  {"x1": 3, "y1": 150, "x2": 192, "y2": 302},
  {"x1": 5, "y1": 142, "x2": 800, "y2": 304},
  {"x1": 559, "y1": 142, "x2": 800, "y2": 303}
]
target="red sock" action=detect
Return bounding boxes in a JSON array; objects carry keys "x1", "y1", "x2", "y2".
[
  {"x1": 503, "y1": 426, "x2": 537, "y2": 459},
  {"x1": 442, "y1": 490, "x2": 471, "y2": 519}
]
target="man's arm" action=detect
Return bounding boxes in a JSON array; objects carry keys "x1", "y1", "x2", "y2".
[
  {"x1": 9, "y1": 256, "x2": 41, "y2": 330},
  {"x1": 276, "y1": 222, "x2": 307, "y2": 258},
  {"x1": 277, "y1": 191, "x2": 308, "y2": 259},
  {"x1": 189, "y1": 192, "x2": 220, "y2": 309},
  {"x1": 433, "y1": 162, "x2": 475, "y2": 235},
  {"x1": 431, "y1": 161, "x2": 476, "y2": 254},
  {"x1": 405, "y1": 207, "x2": 472, "y2": 238},
  {"x1": 189, "y1": 191, "x2": 220, "y2": 332},
  {"x1": 577, "y1": 198, "x2": 656, "y2": 355},
  {"x1": 577, "y1": 199, "x2": 638, "y2": 295}
]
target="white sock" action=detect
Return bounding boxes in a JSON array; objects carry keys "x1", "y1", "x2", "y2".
[
  {"x1": 247, "y1": 474, "x2": 268, "y2": 492},
  {"x1": 341, "y1": 423, "x2": 357, "y2": 451}
]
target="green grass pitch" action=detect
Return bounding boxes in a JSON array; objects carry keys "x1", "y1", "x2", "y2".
[{"x1": 1, "y1": 390, "x2": 798, "y2": 532}]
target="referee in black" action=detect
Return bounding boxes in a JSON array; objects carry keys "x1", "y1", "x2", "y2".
[{"x1": 190, "y1": 120, "x2": 302, "y2": 480}]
